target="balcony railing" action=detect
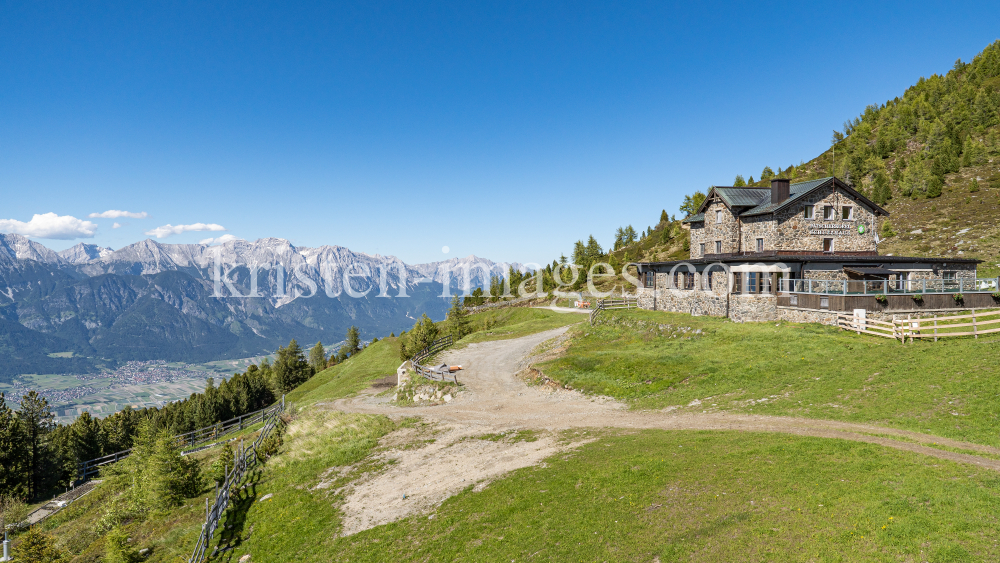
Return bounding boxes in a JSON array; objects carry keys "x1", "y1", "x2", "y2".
[{"x1": 780, "y1": 278, "x2": 1000, "y2": 295}]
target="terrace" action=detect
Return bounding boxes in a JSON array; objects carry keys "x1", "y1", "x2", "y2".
[{"x1": 776, "y1": 277, "x2": 1000, "y2": 313}]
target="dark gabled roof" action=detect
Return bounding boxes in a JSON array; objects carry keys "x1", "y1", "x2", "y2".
[
  {"x1": 740, "y1": 176, "x2": 889, "y2": 217},
  {"x1": 693, "y1": 186, "x2": 770, "y2": 215},
  {"x1": 682, "y1": 177, "x2": 889, "y2": 223},
  {"x1": 681, "y1": 213, "x2": 704, "y2": 224}
]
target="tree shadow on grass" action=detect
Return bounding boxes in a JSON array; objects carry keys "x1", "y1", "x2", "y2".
[{"x1": 208, "y1": 468, "x2": 263, "y2": 562}]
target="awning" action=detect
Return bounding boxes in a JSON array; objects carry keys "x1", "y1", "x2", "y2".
[{"x1": 843, "y1": 266, "x2": 898, "y2": 276}]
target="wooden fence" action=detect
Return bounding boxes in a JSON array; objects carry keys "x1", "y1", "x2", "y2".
[
  {"x1": 590, "y1": 297, "x2": 638, "y2": 326},
  {"x1": 188, "y1": 399, "x2": 285, "y2": 563},
  {"x1": 77, "y1": 402, "x2": 283, "y2": 483},
  {"x1": 837, "y1": 308, "x2": 1000, "y2": 342},
  {"x1": 410, "y1": 335, "x2": 459, "y2": 383}
]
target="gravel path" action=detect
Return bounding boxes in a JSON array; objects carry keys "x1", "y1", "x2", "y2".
[{"x1": 325, "y1": 326, "x2": 1000, "y2": 534}]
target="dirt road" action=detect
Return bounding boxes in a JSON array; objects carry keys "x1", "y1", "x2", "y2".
[{"x1": 326, "y1": 326, "x2": 1000, "y2": 535}]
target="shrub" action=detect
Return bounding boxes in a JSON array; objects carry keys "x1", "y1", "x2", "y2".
[
  {"x1": 875, "y1": 294, "x2": 888, "y2": 303},
  {"x1": 12, "y1": 527, "x2": 66, "y2": 563},
  {"x1": 954, "y1": 293, "x2": 964, "y2": 302},
  {"x1": 912, "y1": 293, "x2": 924, "y2": 302}
]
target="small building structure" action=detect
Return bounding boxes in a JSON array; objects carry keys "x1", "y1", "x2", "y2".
[{"x1": 635, "y1": 177, "x2": 992, "y2": 324}]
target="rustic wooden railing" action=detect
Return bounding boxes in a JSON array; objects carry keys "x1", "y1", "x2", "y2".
[
  {"x1": 76, "y1": 402, "x2": 283, "y2": 483},
  {"x1": 590, "y1": 297, "x2": 638, "y2": 326},
  {"x1": 188, "y1": 397, "x2": 285, "y2": 563},
  {"x1": 410, "y1": 335, "x2": 459, "y2": 383},
  {"x1": 837, "y1": 308, "x2": 1000, "y2": 342}
]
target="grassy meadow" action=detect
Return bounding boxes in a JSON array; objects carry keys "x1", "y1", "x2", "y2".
[
  {"x1": 539, "y1": 309, "x2": 1000, "y2": 446},
  {"x1": 232, "y1": 427, "x2": 1000, "y2": 562},
  {"x1": 30, "y1": 306, "x2": 1000, "y2": 562}
]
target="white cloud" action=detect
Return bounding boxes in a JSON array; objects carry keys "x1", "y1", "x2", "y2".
[
  {"x1": 112, "y1": 222, "x2": 122, "y2": 229},
  {"x1": 0, "y1": 213, "x2": 98, "y2": 240},
  {"x1": 199, "y1": 234, "x2": 240, "y2": 245},
  {"x1": 145, "y1": 223, "x2": 226, "y2": 239},
  {"x1": 89, "y1": 210, "x2": 148, "y2": 219}
]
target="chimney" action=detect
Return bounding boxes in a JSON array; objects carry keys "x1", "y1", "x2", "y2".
[{"x1": 770, "y1": 178, "x2": 790, "y2": 204}]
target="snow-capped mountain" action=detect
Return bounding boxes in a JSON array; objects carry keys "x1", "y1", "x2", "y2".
[
  {"x1": 0, "y1": 234, "x2": 524, "y2": 379},
  {"x1": 57, "y1": 243, "x2": 115, "y2": 264}
]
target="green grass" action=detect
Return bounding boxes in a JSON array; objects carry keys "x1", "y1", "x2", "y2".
[
  {"x1": 219, "y1": 410, "x2": 397, "y2": 562},
  {"x1": 455, "y1": 307, "x2": 585, "y2": 346},
  {"x1": 240, "y1": 429, "x2": 1000, "y2": 562},
  {"x1": 539, "y1": 309, "x2": 1000, "y2": 446},
  {"x1": 286, "y1": 337, "x2": 405, "y2": 405}
]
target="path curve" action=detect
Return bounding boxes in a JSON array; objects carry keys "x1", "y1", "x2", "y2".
[{"x1": 330, "y1": 326, "x2": 1000, "y2": 470}]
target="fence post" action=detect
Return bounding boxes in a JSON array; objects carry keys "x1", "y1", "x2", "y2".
[
  {"x1": 933, "y1": 315, "x2": 938, "y2": 342},
  {"x1": 907, "y1": 314, "x2": 913, "y2": 344},
  {"x1": 973, "y1": 309, "x2": 978, "y2": 339}
]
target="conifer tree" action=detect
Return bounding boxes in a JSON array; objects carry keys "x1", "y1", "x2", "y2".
[
  {"x1": 12, "y1": 526, "x2": 65, "y2": 563},
  {"x1": 345, "y1": 326, "x2": 361, "y2": 356},
  {"x1": 17, "y1": 391, "x2": 56, "y2": 500},
  {"x1": 309, "y1": 341, "x2": 327, "y2": 374},
  {"x1": 733, "y1": 175, "x2": 746, "y2": 187},
  {"x1": 273, "y1": 340, "x2": 312, "y2": 394},
  {"x1": 660, "y1": 209, "x2": 668, "y2": 223},
  {"x1": 0, "y1": 394, "x2": 27, "y2": 497},
  {"x1": 447, "y1": 295, "x2": 471, "y2": 340}
]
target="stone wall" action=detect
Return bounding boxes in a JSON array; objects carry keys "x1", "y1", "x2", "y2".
[
  {"x1": 689, "y1": 199, "x2": 740, "y2": 258},
  {"x1": 729, "y1": 294, "x2": 778, "y2": 323},
  {"x1": 636, "y1": 281, "x2": 729, "y2": 317},
  {"x1": 777, "y1": 307, "x2": 840, "y2": 325}
]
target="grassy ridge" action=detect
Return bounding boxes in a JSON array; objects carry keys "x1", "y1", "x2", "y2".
[{"x1": 539, "y1": 309, "x2": 1000, "y2": 445}]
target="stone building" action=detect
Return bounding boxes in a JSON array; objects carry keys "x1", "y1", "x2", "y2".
[{"x1": 635, "y1": 177, "x2": 988, "y2": 324}]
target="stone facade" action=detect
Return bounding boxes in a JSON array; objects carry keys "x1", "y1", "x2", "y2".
[
  {"x1": 689, "y1": 199, "x2": 740, "y2": 259},
  {"x1": 689, "y1": 183, "x2": 882, "y2": 256},
  {"x1": 770, "y1": 185, "x2": 879, "y2": 253}
]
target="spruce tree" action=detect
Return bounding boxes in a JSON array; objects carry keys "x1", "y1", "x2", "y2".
[
  {"x1": 345, "y1": 326, "x2": 361, "y2": 356},
  {"x1": 733, "y1": 175, "x2": 746, "y2": 187},
  {"x1": 660, "y1": 209, "x2": 668, "y2": 224}
]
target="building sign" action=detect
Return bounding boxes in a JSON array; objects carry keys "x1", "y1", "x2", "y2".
[{"x1": 808, "y1": 223, "x2": 853, "y2": 236}]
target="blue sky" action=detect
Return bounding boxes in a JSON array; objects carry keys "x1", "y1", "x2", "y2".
[{"x1": 2, "y1": 1, "x2": 998, "y2": 265}]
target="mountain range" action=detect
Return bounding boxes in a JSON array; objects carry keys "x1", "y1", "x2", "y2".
[{"x1": 0, "y1": 234, "x2": 519, "y2": 381}]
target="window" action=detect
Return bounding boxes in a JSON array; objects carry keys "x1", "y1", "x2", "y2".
[
  {"x1": 803, "y1": 205, "x2": 815, "y2": 220},
  {"x1": 715, "y1": 210, "x2": 723, "y2": 223},
  {"x1": 756, "y1": 238, "x2": 764, "y2": 252},
  {"x1": 820, "y1": 296, "x2": 829, "y2": 309},
  {"x1": 823, "y1": 238, "x2": 834, "y2": 252},
  {"x1": 823, "y1": 205, "x2": 836, "y2": 220},
  {"x1": 732, "y1": 272, "x2": 742, "y2": 294},
  {"x1": 643, "y1": 272, "x2": 655, "y2": 288},
  {"x1": 747, "y1": 272, "x2": 759, "y2": 294},
  {"x1": 674, "y1": 271, "x2": 694, "y2": 290},
  {"x1": 842, "y1": 206, "x2": 854, "y2": 220},
  {"x1": 699, "y1": 243, "x2": 706, "y2": 255},
  {"x1": 715, "y1": 241, "x2": 722, "y2": 254}
]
